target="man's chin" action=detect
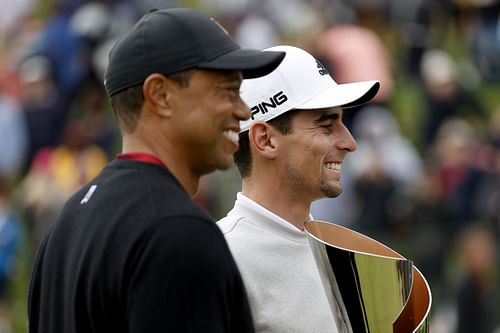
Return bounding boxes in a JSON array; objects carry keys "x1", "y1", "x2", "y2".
[
  {"x1": 322, "y1": 184, "x2": 342, "y2": 198},
  {"x1": 215, "y1": 156, "x2": 234, "y2": 171}
]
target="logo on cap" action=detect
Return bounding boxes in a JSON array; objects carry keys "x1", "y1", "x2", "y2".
[
  {"x1": 250, "y1": 91, "x2": 288, "y2": 120},
  {"x1": 210, "y1": 17, "x2": 230, "y2": 36},
  {"x1": 316, "y1": 60, "x2": 329, "y2": 76}
]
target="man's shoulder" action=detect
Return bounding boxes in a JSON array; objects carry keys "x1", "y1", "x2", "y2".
[
  {"x1": 216, "y1": 211, "x2": 252, "y2": 236},
  {"x1": 216, "y1": 214, "x2": 237, "y2": 234},
  {"x1": 216, "y1": 212, "x2": 264, "y2": 255},
  {"x1": 217, "y1": 196, "x2": 256, "y2": 234},
  {"x1": 68, "y1": 160, "x2": 200, "y2": 216}
]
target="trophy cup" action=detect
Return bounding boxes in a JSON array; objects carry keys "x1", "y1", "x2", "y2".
[{"x1": 305, "y1": 220, "x2": 432, "y2": 333}]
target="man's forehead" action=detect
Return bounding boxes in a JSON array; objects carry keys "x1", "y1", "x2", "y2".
[
  {"x1": 296, "y1": 106, "x2": 343, "y2": 119},
  {"x1": 318, "y1": 106, "x2": 343, "y2": 114}
]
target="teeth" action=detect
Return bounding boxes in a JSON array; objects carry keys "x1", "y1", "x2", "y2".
[
  {"x1": 223, "y1": 130, "x2": 239, "y2": 145},
  {"x1": 326, "y1": 162, "x2": 341, "y2": 171}
]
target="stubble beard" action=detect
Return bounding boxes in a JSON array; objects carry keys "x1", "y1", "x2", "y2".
[
  {"x1": 320, "y1": 177, "x2": 342, "y2": 198},
  {"x1": 285, "y1": 163, "x2": 342, "y2": 200}
]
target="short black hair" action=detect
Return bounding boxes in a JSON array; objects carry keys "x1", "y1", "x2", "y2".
[
  {"x1": 110, "y1": 70, "x2": 193, "y2": 133},
  {"x1": 234, "y1": 109, "x2": 298, "y2": 178}
]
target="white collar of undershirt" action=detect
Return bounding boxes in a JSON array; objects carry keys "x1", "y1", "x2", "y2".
[{"x1": 231, "y1": 192, "x2": 314, "y2": 242}]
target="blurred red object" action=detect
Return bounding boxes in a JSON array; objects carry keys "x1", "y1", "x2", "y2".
[{"x1": 316, "y1": 25, "x2": 393, "y2": 104}]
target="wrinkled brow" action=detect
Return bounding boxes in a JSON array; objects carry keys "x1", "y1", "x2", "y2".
[{"x1": 313, "y1": 110, "x2": 342, "y2": 124}]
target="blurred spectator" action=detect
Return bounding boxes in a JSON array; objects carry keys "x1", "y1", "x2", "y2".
[
  {"x1": 265, "y1": 0, "x2": 325, "y2": 42},
  {"x1": 411, "y1": 157, "x2": 450, "y2": 304},
  {"x1": 65, "y1": 74, "x2": 118, "y2": 157},
  {"x1": 69, "y1": 1, "x2": 138, "y2": 80},
  {"x1": 0, "y1": 0, "x2": 33, "y2": 46},
  {"x1": 388, "y1": 0, "x2": 432, "y2": 76},
  {"x1": 18, "y1": 116, "x2": 109, "y2": 250},
  {"x1": 0, "y1": 179, "x2": 22, "y2": 333},
  {"x1": 29, "y1": 7, "x2": 88, "y2": 96},
  {"x1": 0, "y1": 93, "x2": 28, "y2": 179},
  {"x1": 467, "y1": 1, "x2": 500, "y2": 82},
  {"x1": 471, "y1": 107, "x2": 500, "y2": 224},
  {"x1": 27, "y1": 1, "x2": 137, "y2": 98},
  {"x1": 69, "y1": 1, "x2": 111, "y2": 43},
  {"x1": 234, "y1": 12, "x2": 280, "y2": 49},
  {"x1": 420, "y1": 49, "x2": 485, "y2": 145},
  {"x1": 411, "y1": 116, "x2": 488, "y2": 303},
  {"x1": 351, "y1": 106, "x2": 423, "y2": 190},
  {"x1": 348, "y1": 106, "x2": 423, "y2": 236},
  {"x1": 431, "y1": 117, "x2": 486, "y2": 227},
  {"x1": 455, "y1": 225, "x2": 500, "y2": 333},
  {"x1": 0, "y1": 14, "x2": 41, "y2": 102},
  {"x1": 18, "y1": 55, "x2": 67, "y2": 172},
  {"x1": 17, "y1": 148, "x2": 66, "y2": 252}
]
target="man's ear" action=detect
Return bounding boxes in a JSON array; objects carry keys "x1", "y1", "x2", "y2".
[
  {"x1": 248, "y1": 122, "x2": 279, "y2": 159},
  {"x1": 143, "y1": 74, "x2": 175, "y2": 117}
]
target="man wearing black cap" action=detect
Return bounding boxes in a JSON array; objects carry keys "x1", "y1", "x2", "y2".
[{"x1": 27, "y1": 8, "x2": 284, "y2": 333}]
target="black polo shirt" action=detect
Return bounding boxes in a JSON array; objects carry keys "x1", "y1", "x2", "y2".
[{"x1": 28, "y1": 158, "x2": 254, "y2": 332}]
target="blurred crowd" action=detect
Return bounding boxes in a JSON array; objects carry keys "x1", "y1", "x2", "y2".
[{"x1": 0, "y1": 0, "x2": 499, "y2": 332}]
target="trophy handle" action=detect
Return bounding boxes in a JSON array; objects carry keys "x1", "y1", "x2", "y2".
[{"x1": 393, "y1": 266, "x2": 432, "y2": 332}]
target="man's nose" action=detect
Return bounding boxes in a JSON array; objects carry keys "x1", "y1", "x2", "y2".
[
  {"x1": 337, "y1": 124, "x2": 357, "y2": 152},
  {"x1": 235, "y1": 97, "x2": 251, "y2": 121}
]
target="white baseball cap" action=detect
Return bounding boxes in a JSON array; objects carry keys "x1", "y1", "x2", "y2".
[{"x1": 239, "y1": 45, "x2": 380, "y2": 132}]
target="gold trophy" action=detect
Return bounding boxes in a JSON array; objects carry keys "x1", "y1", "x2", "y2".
[{"x1": 305, "y1": 220, "x2": 432, "y2": 333}]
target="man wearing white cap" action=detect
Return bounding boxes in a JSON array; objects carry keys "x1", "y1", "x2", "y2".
[{"x1": 217, "y1": 45, "x2": 380, "y2": 332}]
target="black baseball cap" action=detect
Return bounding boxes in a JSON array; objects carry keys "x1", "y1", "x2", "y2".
[{"x1": 104, "y1": 8, "x2": 285, "y2": 97}]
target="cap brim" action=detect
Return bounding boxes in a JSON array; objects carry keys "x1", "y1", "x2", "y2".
[
  {"x1": 199, "y1": 49, "x2": 285, "y2": 79},
  {"x1": 299, "y1": 80, "x2": 380, "y2": 109}
]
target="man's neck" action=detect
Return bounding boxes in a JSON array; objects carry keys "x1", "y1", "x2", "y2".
[
  {"x1": 122, "y1": 136, "x2": 199, "y2": 196},
  {"x1": 241, "y1": 183, "x2": 311, "y2": 230}
]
